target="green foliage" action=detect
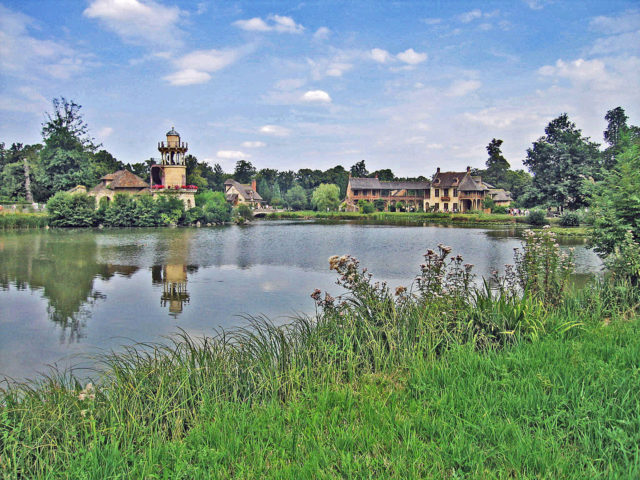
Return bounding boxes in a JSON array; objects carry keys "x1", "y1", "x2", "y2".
[
  {"x1": 46, "y1": 192, "x2": 96, "y2": 227},
  {"x1": 526, "y1": 209, "x2": 547, "y2": 226},
  {"x1": 523, "y1": 113, "x2": 601, "y2": 209},
  {"x1": 482, "y1": 196, "x2": 496, "y2": 210},
  {"x1": 271, "y1": 182, "x2": 282, "y2": 206},
  {"x1": 233, "y1": 160, "x2": 256, "y2": 184},
  {"x1": 155, "y1": 195, "x2": 185, "y2": 225},
  {"x1": 0, "y1": 213, "x2": 48, "y2": 229},
  {"x1": 236, "y1": 203, "x2": 253, "y2": 221},
  {"x1": 395, "y1": 201, "x2": 406, "y2": 212},
  {"x1": 193, "y1": 190, "x2": 231, "y2": 223},
  {"x1": 358, "y1": 199, "x2": 375, "y2": 214},
  {"x1": 350, "y1": 159, "x2": 368, "y2": 177},
  {"x1": 374, "y1": 199, "x2": 387, "y2": 211},
  {"x1": 492, "y1": 205, "x2": 507, "y2": 214},
  {"x1": 284, "y1": 184, "x2": 307, "y2": 210},
  {"x1": 559, "y1": 211, "x2": 580, "y2": 227},
  {"x1": 257, "y1": 178, "x2": 272, "y2": 204},
  {"x1": 103, "y1": 194, "x2": 137, "y2": 227},
  {"x1": 590, "y1": 135, "x2": 640, "y2": 282},
  {"x1": 484, "y1": 138, "x2": 510, "y2": 185},
  {"x1": 311, "y1": 183, "x2": 341, "y2": 211}
]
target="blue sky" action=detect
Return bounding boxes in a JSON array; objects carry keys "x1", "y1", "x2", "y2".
[{"x1": 1, "y1": 0, "x2": 639, "y2": 176}]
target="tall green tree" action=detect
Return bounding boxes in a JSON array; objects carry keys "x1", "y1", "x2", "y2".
[
  {"x1": 258, "y1": 178, "x2": 272, "y2": 203},
  {"x1": 370, "y1": 168, "x2": 395, "y2": 181},
  {"x1": 589, "y1": 133, "x2": 640, "y2": 281},
  {"x1": 483, "y1": 138, "x2": 510, "y2": 186},
  {"x1": 271, "y1": 182, "x2": 283, "y2": 206},
  {"x1": 233, "y1": 160, "x2": 256, "y2": 184},
  {"x1": 93, "y1": 149, "x2": 125, "y2": 180},
  {"x1": 350, "y1": 160, "x2": 369, "y2": 177},
  {"x1": 523, "y1": 113, "x2": 601, "y2": 209},
  {"x1": 38, "y1": 98, "x2": 98, "y2": 197},
  {"x1": 311, "y1": 183, "x2": 341, "y2": 211}
]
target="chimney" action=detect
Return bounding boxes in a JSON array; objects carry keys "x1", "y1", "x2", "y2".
[
  {"x1": 251, "y1": 179, "x2": 257, "y2": 191},
  {"x1": 466, "y1": 166, "x2": 471, "y2": 173},
  {"x1": 436, "y1": 167, "x2": 440, "y2": 173}
]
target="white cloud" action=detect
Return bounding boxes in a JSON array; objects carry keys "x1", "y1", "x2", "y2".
[
  {"x1": 233, "y1": 17, "x2": 270, "y2": 32},
  {"x1": 325, "y1": 62, "x2": 352, "y2": 77},
  {"x1": 538, "y1": 58, "x2": 608, "y2": 84},
  {"x1": 313, "y1": 27, "x2": 331, "y2": 41},
  {"x1": 260, "y1": 125, "x2": 291, "y2": 136},
  {"x1": 396, "y1": 48, "x2": 427, "y2": 65},
  {"x1": 217, "y1": 150, "x2": 250, "y2": 159},
  {"x1": 0, "y1": 5, "x2": 88, "y2": 79},
  {"x1": 164, "y1": 48, "x2": 242, "y2": 86},
  {"x1": 98, "y1": 127, "x2": 114, "y2": 138},
  {"x1": 523, "y1": 0, "x2": 550, "y2": 10},
  {"x1": 458, "y1": 9, "x2": 482, "y2": 23},
  {"x1": 233, "y1": 14, "x2": 303, "y2": 33},
  {"x1": 242, "y1": 141, "x2": 266, "y2": 148},
  {"x1": 163, "y1": 68, "x2": 211, "y2": 86},
  {"x1": 422, "y1": 18, "x2": 442, "y2": 25},
  {"x1": 84, "y1": 0, "x2": 184, "y2": 47},
  {"x1": 370, "y1": 48, "x2": 392, "y2": 63},
  {"x1": 275, "y1": 78, "x2": 307, "y2": 90},
  {"x1": 446, "y1": 79, "x2": 482, "y2": 97},
  {"x1": 590, "y1": 10, "x2": 640, "y2": 34},
  {"x1": 301, "y1": 90, "x2": 332, "y2": 103}
]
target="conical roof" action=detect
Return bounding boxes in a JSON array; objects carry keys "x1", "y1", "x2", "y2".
[{"x1": 166, "y1": 126, "x2": 180, "y2": 136}]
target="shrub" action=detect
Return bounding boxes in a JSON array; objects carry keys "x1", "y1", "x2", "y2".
[
  {"x1": 374, "y1": 199, "x2": 387, "y2": 212},
  {"x1": 236, "y1": 203, "x2": 253, "y2": 220},
  {"x1": 560, "y1": 211, "x2": 580, "y2": 227},
  {"x1": 46, "y1": 192, "x2": 95, "y2": 227},
  {"x1": 155, "y1": 195, "x2": 185, "y2": 225},
  {"x1": 492, "y1": 205, "x2": 508, "y2": 214},
  {"x1": 358, "y1": 200, "x2": 375, "y2": 214},
  {"x1": 526, "y1": 209, "x2": 547, "y2": 225}
]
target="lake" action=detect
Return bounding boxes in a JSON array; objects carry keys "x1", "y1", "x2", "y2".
[{"x1": 0, "y1": 221, "x2": 602, "y2": 381}]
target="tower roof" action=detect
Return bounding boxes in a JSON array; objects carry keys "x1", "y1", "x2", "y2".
[{"x1": 166, "y1": 126, "x2": 180, "y2": 136}]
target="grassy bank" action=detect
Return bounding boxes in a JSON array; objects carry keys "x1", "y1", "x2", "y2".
[
  {"x1": 1, "y1": 230, "x2": 638, "y2": 478},
  {"x1": 0, "y1": 212, "x2": 49, "y2": 230},
  {"x1": 265, "y1": 210, "x2": 516, "y2": 224},
  {"x1": 549, "y1": 226, "x2": 590, "y2": 237}
]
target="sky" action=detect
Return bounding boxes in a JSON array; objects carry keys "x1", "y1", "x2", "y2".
[{"x1": 0, "y1": 0, "x2": 639, "y2": 176}]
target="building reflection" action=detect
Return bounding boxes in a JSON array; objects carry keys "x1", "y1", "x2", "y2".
[{"x1": 151, "y1": 264, "x2": 194, "y2": 316}]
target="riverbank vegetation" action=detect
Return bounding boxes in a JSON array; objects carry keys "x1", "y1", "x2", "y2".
[
  {"x1": 265, "y1": 210, "x2": 516, "y2": 224},
  {"x1": 2, "y1": 228, "x2": 638, "y2": 478},
  {"x1": 0, "y1": 212, "x2": 48, "y2": 230}
]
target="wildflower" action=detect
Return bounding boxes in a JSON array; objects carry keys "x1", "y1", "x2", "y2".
[
  {"x1": 311, "y1": 289, "x2": 322, "y2": 301},
  {"x1": 395, "y1": 285, "x2": 406, "y2": 296},
  {"x1": 78, "y1": 383, "x2": 95, "y2": 401}
]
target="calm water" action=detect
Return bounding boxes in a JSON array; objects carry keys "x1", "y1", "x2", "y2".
[{"x1": 0, "y1": 221, "x2": 602, "y2": 380}]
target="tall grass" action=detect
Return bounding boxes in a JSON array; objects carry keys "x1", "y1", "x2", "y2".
[
  {"x1": 0, "y1": 212, "x2": 49, "y2": 229},
  {"x1": 1, "y1": 229, "x2": 639, "y2": 477},
  {"x1": 266, "y1": 210, "x2": 516, "y2": 224}
]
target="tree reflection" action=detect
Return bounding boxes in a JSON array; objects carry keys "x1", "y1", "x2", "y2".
[{"x1": 0, "y1": 232, "x2": 138, "y2": 342}]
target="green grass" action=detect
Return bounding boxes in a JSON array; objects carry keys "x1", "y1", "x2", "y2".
[
  {"x1": 0, "y1": 212, "x2": 49, "y2": 229},
  {"x1": 266, "y1": 210, "x2": 516, "y2": 224},
  {"x1": 549, "y1": 226, "x2": 590, "y2": 237}
]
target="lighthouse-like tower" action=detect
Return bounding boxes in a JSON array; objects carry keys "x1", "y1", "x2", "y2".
[
  {"x1": 150, "y1": 127, "x2": 196, "y2": 209},
  {"x1": 157, "y1": 127, "x2": 188, "y2": 187}
]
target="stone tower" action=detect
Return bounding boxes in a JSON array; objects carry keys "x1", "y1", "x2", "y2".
[{"x1": 157, "y1": 127, "x2": 188, "y2": 188}]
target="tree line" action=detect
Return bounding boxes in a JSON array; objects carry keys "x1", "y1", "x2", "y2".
[{"x1": 1, "y1": 98, "x2": 637, "y2": 215}]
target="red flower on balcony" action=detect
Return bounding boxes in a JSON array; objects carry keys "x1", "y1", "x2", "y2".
[{"x1": 152, "y1": 185, "x2": 164, "y2": 189}]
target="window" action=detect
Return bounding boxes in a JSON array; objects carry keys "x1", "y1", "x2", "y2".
[
  {"x1": 453, "y1": 203, "x2": 458, "y2": 212},
  {"x1": 381, "y1": 190, "x2": 389, "y2": 197},
  {"x1": 435, "y1": 189, "x2": 439, "y2": 197},
  {"x1": 444, "y1": 188, "x2": 449, "y2": 196},
  {"x1": 434, "y1": 203, "x2": 439, "y2": 211},
  {"x1": 425, "y1": 190, "x2": 430, "y2": 198},
  {"x1": 444, "y1": 203, "x2": 449, "y2": 211},
  {"x1": 453, "y1": 189, "x2": 458, "y2": 197}
]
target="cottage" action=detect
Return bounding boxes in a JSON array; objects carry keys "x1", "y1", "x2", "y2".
[
  {"x1": 224, "y1": 179, "x2": 264, "y2": 208},
  {"x1": 487, "y1": 188, "x2": 513, "y2": 207},
  {"x1": 345, "y1": 177, "x2": 431, "y2": 211},
  {"x1": 428, "y1": 167, "x2": 489, "y2": 212},
  {"x1": 89, "y1": 169, "x2": 150, "y2": 203}
]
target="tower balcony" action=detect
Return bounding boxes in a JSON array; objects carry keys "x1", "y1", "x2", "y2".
[{"x1": 158, "y1": 141, "x2": 188, "y2": 150}]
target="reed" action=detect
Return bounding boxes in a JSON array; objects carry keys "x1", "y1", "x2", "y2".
[{"x1": 0, "y1": 212, "x2": 49, "y2": 229}]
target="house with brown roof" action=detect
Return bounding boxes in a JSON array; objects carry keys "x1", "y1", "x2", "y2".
[
  {"x1": 487, "y1": 188, "x2": 513, "y2": 207},
  {"x1": 224, "y1": 179, "x2": 264, "y2": 208},
  {"x1": 89, "y1": 169, "x2": 150, "y2": 204},
  {"x1": 345, "y1": 177, "x2": 431, "y2": 211},
  {"x1": 428, "y1": 167, "x2": 489, "y2": 212}
]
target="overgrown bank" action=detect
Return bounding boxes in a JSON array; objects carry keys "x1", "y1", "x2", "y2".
[
  {"x1": 1, "y1": 229, "x2": 639, "y2": 478},
  {"x1": 266, "y1": 210, "x2": 517, "y2": 224}
]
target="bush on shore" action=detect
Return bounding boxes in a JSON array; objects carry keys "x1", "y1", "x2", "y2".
[{"x1": 0, "y1": 212, "x2": 49, "y2": 229}]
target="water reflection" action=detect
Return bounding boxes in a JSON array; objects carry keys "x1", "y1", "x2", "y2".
[{"x1": 0, "y1": 223, "x2": 604, "y2": 381}]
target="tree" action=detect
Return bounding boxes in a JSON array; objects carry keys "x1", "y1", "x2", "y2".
[
  {"x1": 38, "y1": 98, "x2": 97, "y2": 197},
  {"x1": 258, "y1": 178, "x2": 272, "y2": 203},
  {"x1": 233, "y1": 160, "x2": 256, "y2": 184},
  {"x1": 128, "y1": 159, "x2": 154, "y2": 183},
  {"x1": 350, "y1": 160, "x2": 368, "y2": 177},
  {"x1": 93, "y1": 149, "x2": 125, "y2": 180},
  {"x1": 271, "y1": 182, "x2": 283, "y2": 206},
  {"x1": 284, "y1": 184, "x2": 307, "y2": 210},
  {"x1": 370, "y1": 169, "x2": 395, "y2": 181},
  {"x1": 277, "y1": 170, "x2": 295, "y2": 192},
  {"x1": 589, "y1": 134, "x2": 640, "y2": 282},
  {"x1": 484, "y1": 138, "x2": 510, "y2": 186},
  {"x1": 602, "y1": 107, "x2": 639, "y2": 170},
  {"x1": 311, "y1": 183, "x2": 341, "y2": 211},
  {"x1": 523, "y1": 113, "x2": 601, "y2": 209}
]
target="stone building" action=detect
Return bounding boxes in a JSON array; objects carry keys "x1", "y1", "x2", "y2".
[
  {"x1": 89, "y1": 169, "x2": 150, "y2": 203},
  {"x1": 427, "y1": 167, "x2": 489, "y2": 212},
  {"x1": 345, "y1": 177, "x2": 431, "y2": 211},
  {"x1": 149, "y1": 127, "x2": 197, "y2": 209},
  {"x1": 224, "y1": 179, "x2": 264, "y2": 207}
]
